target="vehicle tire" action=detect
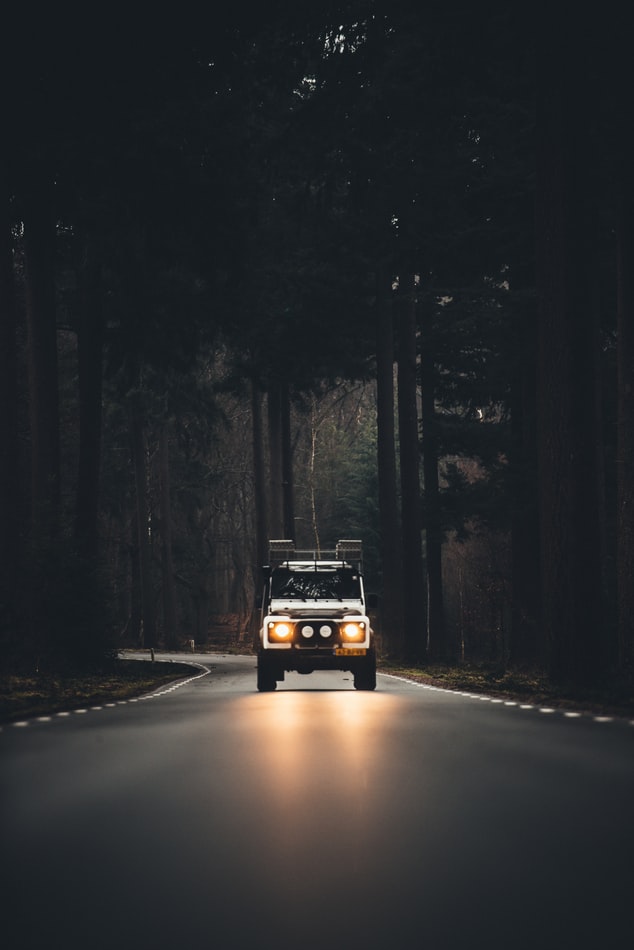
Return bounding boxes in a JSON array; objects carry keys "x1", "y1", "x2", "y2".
[
  {"x1": 353, "y1": 652, "x2": 376, "y2": 691},
  {"x1": 257, "y1": 654, "x2": 278, "y2": 692}
]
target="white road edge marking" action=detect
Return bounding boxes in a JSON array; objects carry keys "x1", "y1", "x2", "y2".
[
  {"x1": 6, "y1": 663, "x2": 210, "y2": 729},
  {"x1": 381, "y1": 673, "x2": 628, "y2": 726}
]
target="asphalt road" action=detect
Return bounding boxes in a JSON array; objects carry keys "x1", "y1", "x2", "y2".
[{"x1": 2, "y1": 654, "x2": 633, "y2": 950}]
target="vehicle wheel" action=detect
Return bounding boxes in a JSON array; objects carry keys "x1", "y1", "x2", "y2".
[
  {"x1": 353, "y1": 652, "x2": 376, "y2": 691},
  {"x1": 257, "y1": 655, "x2": 277, "y2": 692}
]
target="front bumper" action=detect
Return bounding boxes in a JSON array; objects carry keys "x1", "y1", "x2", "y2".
[{"x1": 261, "y1": 647, "x2": 372, "y2": 674}]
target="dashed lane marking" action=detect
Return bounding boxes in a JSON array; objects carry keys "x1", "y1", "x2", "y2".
[
  {"x1": 2, "y1": 668, "x2": 632, "y2": 731},
  {"x1": 382, "y1": 673, "x2": 634, "y2": 727},
  {"x1": 2, "y1": 664, "x2": 209, "y2": 732}
]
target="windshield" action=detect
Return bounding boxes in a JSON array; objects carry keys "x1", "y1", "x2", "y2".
[{"x1": 271, "y1": 569, "x2": 361, "y2": 600}]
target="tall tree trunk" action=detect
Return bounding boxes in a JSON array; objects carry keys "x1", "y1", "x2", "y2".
[
  {"x1": 250, "y1": 376, "x2": 268, "y2": 648},
  {"x1": 281, "y1": 381, "x2": 295, "y2": 540},
  {"x1": 127, "y1": 523, "x2": 142, "y2": 644},
  {"x1": 22, "y1": 174, "x2": 60, "y2": 664},
  {"x1": 611, "y1": 5, "x2": 634, "y2": 676},
  {"x1": 420, "y1": 301, "x2": 445, "y2": 660},
  {"x1": 375, "y1": 268, "x2": 403, "y2": 655},
  {"x1": 251, "y1": 377, "x2": 268, "y2": 568},
  {"x1": 396, "y1": 276, "x2": 427, "y2": 662},
  {"x1": 74, "y1": 252, "x2": 104, "y2": 560},
  {"x1": 195, "y1": 581, "x2": 209, "y2": 646},
  {"x1": 616, "y1": 168, "x2": 634, "y2": 673},
  {"x1": 23, "y1": 176, "x2": 60, "y2": 538},
  {"x1": 0, "y1": 167, "x2": 21, "y2": 651},
  {"x1": 159, "y1": 424, "x2": 178, "y2": 649},
  {"x1": 129, "y1": 394, "x2": 156, "y2": 648},
  {"x1": 509, "y1": 302, "x2": 540, "y2": 666},
  {"x1": 535, "y1": 13, "x2": 603, "y2": 686},
  {"x1": 267, "y1": 379, "x2": 284, "y2": 538},
  {"x1": 308, "y1": 397, "x2": 321, "y2": 554}
]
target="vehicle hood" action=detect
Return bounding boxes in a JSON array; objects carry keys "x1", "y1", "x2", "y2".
[{"x1": 268, "y1": 600, "x2": 364, "y2": 618}]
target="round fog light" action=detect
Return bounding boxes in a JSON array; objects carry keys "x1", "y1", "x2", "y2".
[
  {"x1": 301, "y1": 625, "x2": 313, "y2": 638},
  {"x1": 320, "y1": 625, "x2": 332, "y2": 637}
]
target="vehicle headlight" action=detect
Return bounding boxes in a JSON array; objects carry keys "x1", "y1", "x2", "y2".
[
  {"x1": 269, "y1": 621, "x2": 293, "y2": 641},
  {"x1": 341, "y1": 621, "x2": 365, "y2": 642}
]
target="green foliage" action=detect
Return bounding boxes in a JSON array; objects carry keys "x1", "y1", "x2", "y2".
[
  {"x1": 324, "y1": 409, "x2": 382, "y2": 589},
  {"x1": 291, "y1": 383, "x2": 382, "y2": 588}
]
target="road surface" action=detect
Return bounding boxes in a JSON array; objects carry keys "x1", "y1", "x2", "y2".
[{"x1": 2, "y1": 654, "x2": 632, "y2": 949}]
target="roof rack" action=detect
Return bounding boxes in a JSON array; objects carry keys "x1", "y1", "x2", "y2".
[
  {"x1": 335, "y1": 539, "x2": 362, "y2": 565},
  {"x1": 267, "y1": 538, "x2": 363, "y2": 569},
  {"x1": 268, "y1": 540, "x2": 296, "y2": 565}
]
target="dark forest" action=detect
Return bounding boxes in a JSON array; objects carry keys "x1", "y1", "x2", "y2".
[{"x1": 1, "y1": 1, "x2": 632, "y2": 694}]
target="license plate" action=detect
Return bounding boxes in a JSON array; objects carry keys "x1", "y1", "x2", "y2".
[{"x1": 335, "y1": 648, "x2": 367, "y2": 656}]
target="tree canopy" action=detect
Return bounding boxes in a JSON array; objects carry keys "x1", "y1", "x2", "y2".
[{"x1": 1, "y1": 3, "x2": 631, "y2": 690}]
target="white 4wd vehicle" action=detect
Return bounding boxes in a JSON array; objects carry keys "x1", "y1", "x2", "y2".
[{"x1": 256, "y1": 540, "x2": 377, "y2": 691}]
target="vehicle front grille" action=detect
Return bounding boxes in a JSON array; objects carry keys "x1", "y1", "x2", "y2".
[{"x1": 294, "y1": 620, "x2": 339, "y2": 647}]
